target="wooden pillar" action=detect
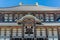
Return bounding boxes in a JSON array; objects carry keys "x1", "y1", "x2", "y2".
[
  {"x1": 46, "y1": 27, "x2": 48, "y2": 40},
  {"x1": 2, "y1": 13, "x2": 4, "y2": 22},
  {"x1": 0, "y1": 28, "x2": 1, "y2": 35},
  {"x1": 43, "y1": 13, "x2": 45, "y2": 22},
  {"x1": 57, "y1": 27, "x2": 59, "y2": 40},
  {"x1": 40, "y1": 28, "x2": 42, "y2": 37},
  {"x1": 12, "y1": 13, "x2": 14, "y2": 22},
  {"x1": 5, "y1": 28, "x2": 6, "y2": 40},
  {"x1": 58, "y1": 27, "x2": 60, "y2": 40},
  {"x1": 22, "y1": 21, "x2": 24, "y2": 39},
  {"x1": 54, "y1": 13, "x2": 56, "y2": 22},
  {"x1": 10, "y1": 28, "x2": 13, "y2": 40},
  {"x1": 34, "y1": 19, "x2": 36, "y2": 40},
  {"x1": 16, "y1": 28, "x2": 18, "y2": 36},
  {"x1": 52, "y1": 27, "x2": 54, "y2": 40}
]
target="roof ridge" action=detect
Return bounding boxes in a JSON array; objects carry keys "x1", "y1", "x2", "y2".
[{"x1": 0, "y1": 5, "x2": 59, "y2": 9}]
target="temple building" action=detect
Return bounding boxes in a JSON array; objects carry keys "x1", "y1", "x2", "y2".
[{"x1": 0, "y1": 2, "x2": 60, "y2": 40}]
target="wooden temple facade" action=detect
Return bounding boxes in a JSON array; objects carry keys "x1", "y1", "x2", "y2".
[{"x1": 0, "y1": 4, "x2": 60, "y2": 40}]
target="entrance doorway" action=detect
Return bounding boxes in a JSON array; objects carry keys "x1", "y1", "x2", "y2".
[
  {"x1": 11, "y1": 38, "x2": 48, "y2": 40},
  {"x1": 24, "y1": 38, "x2": 34, "y2": 40},
  {"x1": 11, "y1": 38, "x2": 22, "y2": 40},
  {"x1": 37, "y1": 38, "x2": 47, "y2": 40}
]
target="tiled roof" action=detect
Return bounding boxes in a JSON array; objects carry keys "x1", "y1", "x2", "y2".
[
  {"x1": 0, "y1": 5, "x2": 60, "y2": 11},
  {"x1": 0, "y1": 23, "x2": 60, "y2": 26}
]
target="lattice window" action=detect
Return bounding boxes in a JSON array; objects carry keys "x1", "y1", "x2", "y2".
[
  {"x1": 17, "y1": 28, "x2": 22, "y2": 37},
  {"x1": 53, "y1": 28, "x2": 58, "y2": 37},
  {"x1": 6, "y1": 28, "x2": 10, "y2": 37},
  {"x1": 12, "y1": 28, "x2": 17, "y2": 37},
  {"x1": 40, "y1": 14, "x2": 44, "y2": 21},
  {"x1": 19, "y1": 14, "x2": 23, "y2": 19},
  {"x1": 14, "y1": 14, "x2": 18, "y2": 22},
  {"x1": 9, "y1": 14, "x2": 13, "y2": 22},
  {"x1": 49, "y1": 14, "x2": 54, "y2": 22},
  {"x1": 4, "y1": 14, "x2": 9, "y2": 22},
  {"x1": 45, "y1": 14, "x2": 49, "y2": 22},
  {"x1": 36, "y1": 28, "x2": 40, "y2": 37},
  {"x1": 35, "y1": 14, "x2": 39, "y2": 19},
  {"x1": 1, "y1": 28, "x2": 5, "y2": 37},
  {"x1": 48, "y1": 28, "x2": 53, "y2": 37},
  {"x1": 56, "y1": 14, "x2": 60, "y2": 22},
  {"x1": 41, "y1": 28, "x2": 46, "y2": 37}
]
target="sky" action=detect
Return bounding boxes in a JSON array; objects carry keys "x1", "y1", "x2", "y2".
[{"x1": 0, "y1": 0, "x2": 60, "y2": 7}]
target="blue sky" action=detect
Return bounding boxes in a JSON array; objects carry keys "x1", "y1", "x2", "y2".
[{"x1": 0, "y1": 0, "x2": 60, "y2": 7}]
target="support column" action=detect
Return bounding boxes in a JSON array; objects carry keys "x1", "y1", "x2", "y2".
[
  {"x1": 10, "y1": 28, "x2": 13, "y2": 40},
  {"x1": 34, "y1": 19, "x2": 36, "y2": 39},
  {"x1": 43, "y1": 13, "x2": 45, "y2": 22},
  {"x1": 46, "y1": 28, "x2": 48, "y2": 40},
  {"x1": 34, "y1": 27, "x2": 36, "y2": 38},
  {"x1": 34, "y1": 38, "x2": 36, "y2": 40},
  {"x1": 0, "y1": 28, "x2": 1, "y2": 37},
  {"x1": 54, "y1": 13, "x2": 56, "y2": 22},
  {"x1": 57, "y1": 27, "x2": 59, "y2": 40},
  {"x1": 58, "y1": 27, "x2": 60, "y2": 40},
  {"x1": 22, "y1": 22, "x2": 24, "y2": 39},
  {"x1": 22, "y1": 38, "x2": 24, "y2": 40}
]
